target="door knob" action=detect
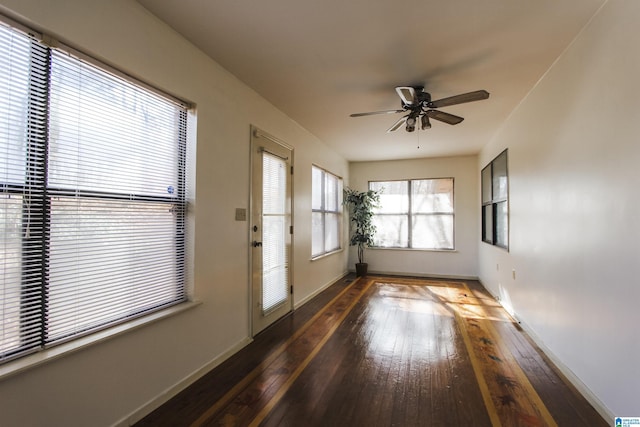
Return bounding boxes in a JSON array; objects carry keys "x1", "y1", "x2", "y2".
[{"x1": 252, "y1": 241, "x2": 262, "y2": 247}]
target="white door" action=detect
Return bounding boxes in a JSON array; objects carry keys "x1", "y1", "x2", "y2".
[{"x1": 250, "y1": 128, "x2": 293, "y2": 335}]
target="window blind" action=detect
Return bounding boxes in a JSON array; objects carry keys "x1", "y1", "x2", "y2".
[
  {"x1": 0, "y1": 21, "x2": 187, "y2": 362},
  {"x1": 324, "y1": 172, "x2": 340, "y2": 251},
  {"x1": 262, "y1": 153, "x2": 288, "y2": 313},
  {"x1": 311, "y1": 165, "x2": 342, "y2": 258},
  {"x1": 311, "y1": 166, "x2": 324, "y2": 256},
  {"x1": 0, "y1": 24, "x2": 48, "y2": 361}
]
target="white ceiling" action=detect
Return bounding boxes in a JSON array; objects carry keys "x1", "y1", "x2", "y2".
[{"x1": 137, "y1": 0, "x2": 605, "y2": 161}]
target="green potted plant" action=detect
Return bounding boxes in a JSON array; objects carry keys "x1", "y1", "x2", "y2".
[{"x1": 343, "y1": 187, "x2": 381, "y2": 276}]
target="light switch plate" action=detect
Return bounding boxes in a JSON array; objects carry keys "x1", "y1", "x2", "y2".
[{"x1": 235, "y1": 208, "x2": 247, "y2": 221}]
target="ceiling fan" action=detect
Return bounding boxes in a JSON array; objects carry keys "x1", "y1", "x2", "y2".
[{"x1": 350, "y1": 86, "x2": 490, "y2": 132}]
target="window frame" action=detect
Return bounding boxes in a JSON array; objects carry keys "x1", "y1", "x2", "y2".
[
  {"x1": 311, "y1": 165, "x2": 343, "y2": 259},
  {"x1": 481, "y1": 149, "x2": 509, "y2": 250},
  {"x1": 0, "y1": 16, "x2": 191, "y2": 366},
  {"x1": 369, "y1": 177, "x2": 455, "y2": 251}
]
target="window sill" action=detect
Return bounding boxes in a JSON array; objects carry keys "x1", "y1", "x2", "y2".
[
  {"x1": 481, "y1": 240, "x2": 510, "y2": 251},
  {"x1": 369, "y1": 247, "x2": 458, "y2": 253},
  {"x1": 0, "y1": 299, "x2": 201, "y2": 382},
  {"x1": 310, "y1": 247, "x2": 344, "y2": 261}
]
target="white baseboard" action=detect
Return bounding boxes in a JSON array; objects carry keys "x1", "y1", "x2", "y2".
[
  {"x1": 113, "y1": 336, "x2": 253, "y2": 427},
  {"x1": 361, "y1": 269, "x2": 479, "y2": 281},
  {"x1": 515, "y1": 319, "x2": 614, "y2": 421},
  {"x1": 480, "y1": 282, "x2": 613, "y2": 422},
  {"x1": 294, "y1": 271, "x2": 350, "y2": 310}
]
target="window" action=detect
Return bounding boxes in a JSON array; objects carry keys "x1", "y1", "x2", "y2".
[
  {"x1": 311, "y1": 166, "x2": 342, "y2": 258},
  {"x1": 482, "y1": 150, "x2": 508, "y2": 249},
  {"x1": 0, "y1": 20, "x2": 188, "y2": 364},
  {"x1": 369, "y1": 178, "x2": 454, "y2": 250}
]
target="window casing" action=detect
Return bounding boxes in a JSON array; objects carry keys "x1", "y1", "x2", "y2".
[
  {"x1": 311, "y1": 166, "x2": 342, "y2": 258},
  {"x1": 482, "y1": 150, "x2": 508, "y2": 249},
  {"x1": 0, "y1": 20, "x2": 188, "y2": 364},
  {"x1": 369, "y1": 178, "x2": 454, "y2": 250}
]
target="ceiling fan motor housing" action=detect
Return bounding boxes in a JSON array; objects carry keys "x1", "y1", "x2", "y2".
[{"x1": 414, "y1": 88, "x2": 431, "y2": 105}]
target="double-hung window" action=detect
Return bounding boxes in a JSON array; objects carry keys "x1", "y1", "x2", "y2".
[
  {"x1": 369, "y1": 178, "x2": 454, "y2": 250},
  {"x1": 0, "y1": 20, "x2": 189, "y2": 364},
  {"x1": 482, "y1": 150, "x2": 508, "y2": 249},
  {"x1": 311, "y1": 166, "x2": 342, "y2": 258}
]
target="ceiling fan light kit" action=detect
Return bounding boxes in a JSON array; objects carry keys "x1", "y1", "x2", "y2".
[
  {"x1": 350, "y1": 86, "x2": 490, "y2": 133},
  {"x1": 421, "y1": 114, "x2": 431, "y2": 130}
]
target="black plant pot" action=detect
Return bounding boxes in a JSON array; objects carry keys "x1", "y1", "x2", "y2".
[{"x1": 355, "y1": 262, "x2": 368, "y2": 277}]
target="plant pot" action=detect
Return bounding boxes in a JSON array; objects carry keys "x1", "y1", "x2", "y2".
[{"x1": 355, "y1": 262, "x2": 368, "y2": 277}]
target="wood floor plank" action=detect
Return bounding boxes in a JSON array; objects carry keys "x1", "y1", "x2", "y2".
[
  {"x1": 135, "y1": 275, "x2": 608, "y2": 427},
  {"x1": 464, "y1": 282, "x2": 609, "y2": 427}
]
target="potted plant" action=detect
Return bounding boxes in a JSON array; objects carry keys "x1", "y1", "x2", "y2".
[{"x1": 343, "y1": 187, "x2": 381, "y2": 276}]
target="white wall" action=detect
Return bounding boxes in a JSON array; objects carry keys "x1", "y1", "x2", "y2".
[
  {"x1": 0, "y1": 0, "x2": 348, "y2": 425},
  {"x1": 479, "y1": 0, "x2": 639, "y2": 417},
  {"x1": 349, "y1": 156, "x2": 479, "y2": 279}
]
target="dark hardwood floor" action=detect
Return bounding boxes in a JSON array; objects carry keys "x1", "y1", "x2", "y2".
[{"x1": 136, "y1": 275, "x2": 607, "y2": 427}]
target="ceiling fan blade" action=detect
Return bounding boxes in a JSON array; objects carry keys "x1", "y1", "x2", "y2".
[
  {"x1": 395, "y1": 86, "x2": 417, "y2": 105},
  {"x1": 386, "y1": 115, "x2": 408, "y2": 132},
  {"x1": 350, "y1": 109, "x2": 405, "y2": 117},
  {"x1": 428, "y1": 90, "x2": 490, "y2": 108},
  {"x1": 426, "y1": 109, "x2": 464, "y2": 125}
]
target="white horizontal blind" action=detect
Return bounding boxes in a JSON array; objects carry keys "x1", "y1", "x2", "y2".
[
  {"x1": 311, "y1": 165, "x2": 342, "y2": 258},
  {"x1": 311, "y1": 166, "x2": 324, "y2": 256},
  {"x1": 48, "y1": 50, "x2": 182, "y2": 197},
  {"x1": 262, "y1": 152, "x2": 288, "y2": 314},
  {"x1": 323, "y1": 171, "x2": 341, "y2": 253},
  {"x1": 0, "y1": 25, "x2": 48, "y2": 361},
  {"x1": 0, "y1": 21, "x2": 187, "y2": 362},
  {"x1": 46, "y1": 51, "x2": 186, "y2": 342}
]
